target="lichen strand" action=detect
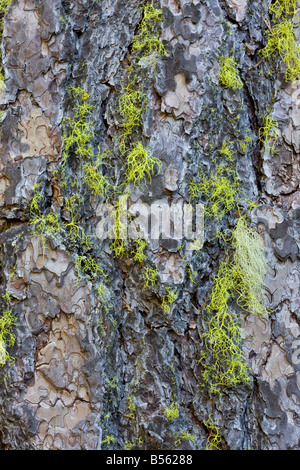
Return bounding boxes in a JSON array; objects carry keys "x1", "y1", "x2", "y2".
[
  {"x1": 60, "y1": 86, "x2": 97, "y2": 190},
  {"x1": 118, "y1": 81, "x2": 146, "y2": 153},
  {"x1": 189, "y1": 138, "x2": 242, "y2": 219},
  {"x1": 161, "y1": 287, "x2": 178, "y2": 315},
  {"x1": 0, "y1": 0, "x2": 12, "y2": 81},
  {"x1": 203, "y1": 415, "x2": 222, "y2": 450},
  {"x1": 29, "y1": 86, "x2": 110, "y2": 296},
  {"x1": 109, "y1": 195, "x2": 129, "y2": 258},
  {"x1": 270, "y1": 0, "x2": 298, "y2": 18},
  {"x1": 131, "y1": 4, "x2": 165, "y2": 58},
  {"x1": 258, "y1": 113, "x2": 279, "y2": 155},
  {"x1": 218, "y1": 55, "x2": 243, "y2": 90},
  {"x1": 124, "y1": 141, "x2": 162, "y2": 189},
  {"x1": 0, "y1": 292, "x2": 16, "y2": 367},
  {"x1": 260, "y1": 0, "x2": 300, "y2": 81},
  {"x1": 82, "y1": 150, "x2": 112, "y2": 198},
  {"x1": 164, "y1": 402, "x2": 179, "y2": 421},
  {"x1": 201, "y1": 218, "x2": 269, "y2": 395}
]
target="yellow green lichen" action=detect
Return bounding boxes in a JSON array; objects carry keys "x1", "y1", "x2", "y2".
[
  {"x1": 203, "y1": 415, "x2": 222, "y2": 450},
  {"x1": 124, "y1": 141, "x2": 162, "y2": 189},
  {"x1": 62, "y1": 86, "x2": 95, "y2": 164},
  {"x1": 219, "y1": 137, "x2": 235, "y2": 162},
  {"x1": 118, "y1": 81, "x2": 146, "y2": 152},
  {"x1": 131, "y1": 239, "x2": 149, "y2": 263},
  {"x1": 95, "y1": 283, "x2": 110, "y2": 313},
  {"x1": 269, "y1": 0, "x2": 298, "y2": 18},
  {"x1": 0, "y1": 291, "x2": 16, "y2": 367},
  {"x1": 189, "y1": 136, "x2": 243, "y2": 219},
  {"x1": 200, "y1": 218, "x2": 269, "y2": 394},
  {"x1": 82, "y1": 150, "x2": 112, "y2": 198},
  {"x1": 161, "y1": 287, "x2": 177, "y2": 315},
  {"x1": 116, "y1": 4, "x2": 165, "y2": 189},
  {"x1": 218, "y1": 55, "x2": 243, "y2": 90},
  {"x1": 75, "y1": 254, "x2": 106, "y2": 285},
  {"x1": 171, "y1": 430, "x2": 196, "y2": 448},
  {"x1": 0, "y1": 0, "x2": 12, "y2": 81},
  {"x1": 109, "y1": 195, "x2": 129, "y2": 258},
  {"x1": 142, "y1": 265, "x2": 158, "y2": 289},
  {"x1": 131, "y1": 4, "x2": 166, "y2": 58},
  {"x1": 101, "y1": 435, "x2": 115, "y2": 447},
  {"x1": 164, "y1": 401, "x2": 179, "y2": 421},
  {"x1": 30, "y1": 211, "x2": 63, "y2": 252},
  {"x1": 190, "y1": 165, "x2": 241, "y2": 220},
  {"x1": 258, "y1": 113, "x2": 279, "y2": 155},
  {"x1": 260, "y1": 0, "x2": 300, "y2": 81},
  {"x1": 127, "y1": 393, "x2": 136, "y2": 419}
]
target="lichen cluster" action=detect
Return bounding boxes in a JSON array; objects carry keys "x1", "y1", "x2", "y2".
[
  {"x1": 0, "y1": 292, "x2": 16, "y2": 366},
  {"x1": 260, "y1": 0, "x2": 300, "y2": 81},
  {"x1": 200, "y1": 218, "x2": 268, "y2": 395},
  {"x1": 189, "y1": 137, "x2": 242, "y2": 220},
  {"x1": 218, "y1": 55, "x2": 243, "y2": 90},
  {"x1": 190, "y1": 54, "x2": 269, "y2": 401},
  {"x1": 1, "y1": 0, "x2": 276, "y2": 451},
  {"x1": 203, "y1": 415, "x2": 222, "y2": 450},
  {"x1": 258, "y1": 113, "x2": 279, "y2": 155},
  {"x1": 28, "y1": 5, "x2": 166, "y2": 320},
  {"x1": 0, "y1": 0, "x2": 11, "y2": 81}
]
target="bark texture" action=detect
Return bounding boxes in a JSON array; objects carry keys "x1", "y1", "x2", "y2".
[{"x1": 0, "y1": 0, "x2": 299, "y2": 450}]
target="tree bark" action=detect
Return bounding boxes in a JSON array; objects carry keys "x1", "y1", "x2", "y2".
[{"x1": 0, "y1": 0, "x2": 299, "y2": 450}]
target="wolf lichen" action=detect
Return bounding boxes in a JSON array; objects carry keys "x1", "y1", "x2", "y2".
[
  {"x1": 142, "y1": 265, "x2": 158, "y2": 289},
  {"x1": 0, "y1": 292, "x2": 16, "y2": 366},
  {"x1": 189, "y1": 165, "x2": 241, "y2": 220},
  {"x1": 189, "y1": 136, "x2": 243, "y2": 219},
  {"x1": 82, "y1": 151, "x2": 112, "y2": 198},
  {"x1": 62, "y1": 86, "x2": 95, "y2": 162},
  {"x1": 201, "y1": 261, "x2": 254, "y2": 394},
  {"x1": 131, "y1": 239, "x2": 149, "y2": 263},
  {"x1": 269, "y1": 0, "x2": 298, "y2": 19},
  {"x1": 30, "y1": 204, "x2": 63, "y2": 253},
  {"x1": 109, "y1": 196, "x2": 129, "y2": 258},
  {"x1": 127, "y1": 393, "x2": 136, "y2": 418},
  {"x1": 116, "y1": 4, "x2": 165, "y2": 189},
  {"x1": 218, "y1": 55, "x2": 243, "y2": 90},
  {"x1": 131, "y1": 4, "x2": 166, "y2": 58},
  {"x1": 161, "y1": 287, "x2": 177, "y2": 314},
  {"x1": 0, "y1": 0, "x2": 12, "y2": 81},
  {"x1": 201, "y1": 218, "x2": 269, "y2": 394},
  {"x1": 61, "y1": 194, "x2": 91, "y2": 249},
  {"x1": 171, "y1": 431, "x2": 196, "y2": 448},
  {"x1": 118, "y1": 82, "x2": 146, "y2": 152},
  {"x1": 101, "y1": 435, "x2": 115, "y2": 447},
  {"x1": 164, "y1": 402, "x2": 179, "y2": 421},
  {"x1": 60, "y1": 85, "x2": 112, "y2": 200},
  {"x1": 219, "y1": 137, "x2": 235, "y2": 162},
  {"x1": 203, "y1": 415, "x2": 222, "y2": 450},
  {"x1": 258, "y1": 114, "x2": 279, "y2": 155},
  {"x1": 95, "y1": 283, "x2": 110, "y2": 313},
  {"x1": 124, "y1": 141, "x2": 162, "y2": 189},
  {"x1": 29, "y1": 182, "x2": 44, "y2": 216},
  {"x1": 260, "y1": 0, "x2": 300, "y2": 81},
  {"x1": 75, "y1": 254, "x2": 106, "y2": 285}
]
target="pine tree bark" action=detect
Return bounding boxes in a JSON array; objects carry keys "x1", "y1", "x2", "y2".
[{"x1": 0, "y1": 0, "x2": 299, "y2": 450}]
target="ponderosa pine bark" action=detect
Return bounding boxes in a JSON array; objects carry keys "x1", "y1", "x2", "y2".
[{"x1": 0, "y1": 0, "x2": 299, "y2": 450}]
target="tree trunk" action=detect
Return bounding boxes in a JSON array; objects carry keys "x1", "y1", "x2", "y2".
[{"x1": 0, "y1": 0, "x2": 299, "y2": 450}]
